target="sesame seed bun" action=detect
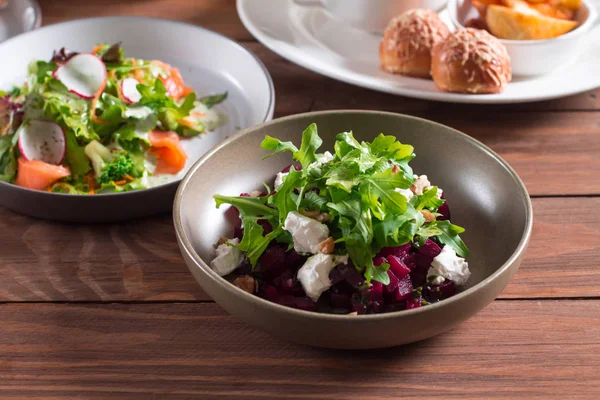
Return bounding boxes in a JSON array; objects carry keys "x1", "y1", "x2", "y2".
[
  {"x1": 432, "y1": 28, "x2": 511, "y2": 94},
  {"x1": 379, "y1": 9, "x2": 450, "y2": 79}
]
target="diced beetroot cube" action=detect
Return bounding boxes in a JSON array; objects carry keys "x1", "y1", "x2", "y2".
[
  {"x1": 378, "y1": 243, "x2": 411, "y2": 259},
  {"x1": 388, "y1": 255, "x2": 411, "y2": 277},
  {"x1": 352, "y1": 301, "x2": 367, "y2": 315},
  {"x1": 373, "y1": 256, "x2": 387, "y2": 267},
  {"x1": 367, "y1": 281, "x2": 384, "y2": 303},
  {"x1": 414, "y1": 239, "x2": 442, "y2": 273},
  {"x1": 406, "y1": 295, "x2": 422, "y2": 309},
  {"x1": 403, "y1": 253, "x2": 416, "y2": 270},
  {"x1": 424, "y1": 280, "x2": 455, "y2": 302},
  {"x1": 383, "y1": 270, "x2": 399, "y2": 302},
  {"x1": 410, "y1": 272, "x2": 427, "y2": 288},
  {"x1": 286, "y1": 250, "x2": 307, "y2": 270},
  {"x1": 331, "y1": 292, "x2": 352, "y2": 310},
  {"x1": 224, "y1": 205, "x2": 241, "y2": 228},
  {"x1": 419, "y1": 239, "x2": 442, "y2": 259},
  {"x1": 233, "y1": 226, "x2": 243, "y2": 240},
  {"x1": 369, "y1": 300, "x2": 385, "y2": 314},
  {"x1": 439, "y1": 280, "x2": 456, "y2": 298},
  {"x1": 437, "y1": 202, "x2": 450, "y2": 221},
  {"x1": 239, "y1": 193, "x2": 250, "y2": 197},
  {"x1": 335, "y1": 263, "x2": 364, "y2": 289},
  {"x1": 257, "y1": 219, "x2": 273, "y2": 236},
  {"x1": 258, "y1": 245, "x2": 288, "y2": 280},
  {"x1": 263, "y1": 284, "x2": 280, "y2": 302},
  {"x1": 395, "y1": 274, "x2": 414, "y2": 301}
]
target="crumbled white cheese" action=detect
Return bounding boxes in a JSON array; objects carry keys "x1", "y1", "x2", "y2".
[
  {"x1": 430, "y1": 275, "x2": 445, "y2": 285},
  {"x1": 274, "y1": 172, "x2": 288, "y2": 190},
  {"x1": 297, "y1": 253, "x2": 349, "y2": 301},
  {"x1": 412, "y1": 175, "x2": 431, "y2": 195},
  {"x1": 210, "y1": 238, "x2": 245, "y2": 276},
  {"x1": 395, "y1": 187, "x2": 414, "y2": 200},
  {"x1": 315, "y1": 151, "x2": 334, "y2": 164},
  {"x1": 437, "y1": 188, "x2": 443, "y2": 199},
  {"x1": 283, "y1": 211, "x2": 329, "y2": 254},
  {"x1": 427, "y1": 245, "x2": 471, "y2": 286}
]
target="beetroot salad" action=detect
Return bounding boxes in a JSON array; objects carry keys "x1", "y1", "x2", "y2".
[{"x1": 212, "y1": 123, "x2": 471, "y2": 315}]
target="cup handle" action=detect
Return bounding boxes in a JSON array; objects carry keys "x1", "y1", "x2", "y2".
[{"x1": 292, "y1": 0, "x2": 322, "y2": 6}]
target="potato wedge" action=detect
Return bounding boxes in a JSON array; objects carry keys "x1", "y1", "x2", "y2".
[{"x1": 486, "y1": 4, "x2": 578, "y2": 39}]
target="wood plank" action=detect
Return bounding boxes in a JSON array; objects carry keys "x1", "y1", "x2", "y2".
[
  {"x1": 1, "y1": 197, "x2": 598, "y2": 302},
  {"x1": 38, "y1": 0, "x2": 254, "y2": 41},
  {"x1": 1, "y1": 301, "x2": 599, "y2": 399}
]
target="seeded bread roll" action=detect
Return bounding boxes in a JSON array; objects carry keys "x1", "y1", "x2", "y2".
[
  {"x1": 431, "y1": 28, "x2": 511, "y2": 94},
  {"x1": 379, "y1": 9, "x2": 450, "y2": 78}
]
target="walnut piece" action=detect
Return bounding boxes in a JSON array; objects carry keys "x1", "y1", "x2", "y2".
[
  {"x1": 318, "y1": 237, "x2": 335, "y2": 254},
  {"x1": 420, "y1": 209, "x2": 436, "y2": 222},
  {"x1": 391, "y1": 164, "x2": 401, "y2": 174},
  {"x1": 233, "y1": 275, "x2": 256, "y2": 294},
  {"x1": 300, "y1": 209, "x2": 331, "y2": 223}
]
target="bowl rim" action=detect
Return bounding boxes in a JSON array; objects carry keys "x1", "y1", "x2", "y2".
[
  {"x1": 174, "y1": 110, "x2": 534, "y2": 321},
  {"x1": 0, "y1": 15, "x2": 275, "y2": 198},
  {"x1": 447, "y1": 0, "x2": 598, "y2": 46}
]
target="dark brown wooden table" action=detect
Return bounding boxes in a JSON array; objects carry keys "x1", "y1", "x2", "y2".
[{"x1": 2, "y1": 1, "x2": 600, "y2": 398}]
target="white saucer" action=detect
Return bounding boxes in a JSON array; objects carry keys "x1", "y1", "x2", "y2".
[{"x1": 238, "y1": 0, "x2": 600, "y2": 104}]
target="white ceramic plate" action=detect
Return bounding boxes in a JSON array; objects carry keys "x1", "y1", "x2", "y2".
[
  {"x1": 238, "y1": 0, "x2": 600, "y2": 104},
  {"x1": 0, "y1": 17, "x2": 274, "y2": 222}
]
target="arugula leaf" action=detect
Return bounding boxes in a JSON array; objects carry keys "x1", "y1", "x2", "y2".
[
  {"x1": 214, "y1": 194, "x2": 276, "y2": 217},
  {"x1": 325, "y1": 162, "x2": 361, "y2": 192},
  {"x1": 327, "y1": 198, "x2": 373, "y2": 246},
  {"x1": 412, "y1": 186, "x2": 445, "y2": 211},
  {"x1": 301, "y1": 190, "x2": 328, "y2": 211},
  {"x1": 268, "y1": 166, "x2": 304, "y2": 222},
  {"x1": 199, "y1": 92, "x2": 228, "y2": 109},
  {"x1": 373, "y1": 204, "x2": 423, "y2": 248},
  {"x1": 296, "y1": 123, "x2": 322, "y2": 169},
  {"x1": 237, "y1": 219, "x2": 283, "y2": 267},
  {"x1": 260, "y1": 135, "x2": 298, "y2": 159},
  {"x1": 334, "y1": 131, "x2": 361, "y2": 158},
  {"x1": 30, "y1": 61, "x2": 57, "y2": 84},
  {"x1": 434, "y1": 220, "x2": 470, "y2": 258},
  {"x1": 365, "y1": 260, "x2": 390, "y2": 285}
]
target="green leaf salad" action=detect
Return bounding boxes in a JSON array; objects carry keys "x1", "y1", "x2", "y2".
[
  {"x1": 0, "y1": 43, "x2": 227, "y2": 194},
  {"x1": 212, "y1": 124, "x2": 471, "y2": 315}
]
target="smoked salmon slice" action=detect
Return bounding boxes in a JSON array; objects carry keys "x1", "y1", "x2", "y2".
[
  {"x1": 148, "y1": 130, "x2": 187, "y2": 175},
  {"x1": 16, "y1": 157, "x2": 71, "y2": 191},
  {"x1": 152, "y1": 60, "x2": 194, "y2": 99}
]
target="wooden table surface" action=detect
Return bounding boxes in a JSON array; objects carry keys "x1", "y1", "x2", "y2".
[{"x1": 2, "y1": 1, "x2": 599, "y2": 398}]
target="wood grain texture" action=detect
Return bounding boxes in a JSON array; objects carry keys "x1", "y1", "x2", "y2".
[
  {"x1": 1, "y1": 197, "x2": 598, "y2": 302},
  {"x1": 1, "y1": 301, "x2": 599, "y2": 399},
  {"x1": 38, "y1": 0, "x2": 253, "y2": 41}
]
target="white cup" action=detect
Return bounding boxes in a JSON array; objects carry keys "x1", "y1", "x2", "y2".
[{"x1": 293, "y1": 0, "x2": 448, "y2": 33}]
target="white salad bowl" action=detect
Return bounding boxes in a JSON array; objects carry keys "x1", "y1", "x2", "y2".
[
  {"x1": 0, "y1": 16, "x2": 274, "y2": 222},
  {"x1": 448, "y1": 0, "x2": 599, "y2": 76}
]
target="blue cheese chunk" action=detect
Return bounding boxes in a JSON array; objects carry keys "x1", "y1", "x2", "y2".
[
  {"x1": 297, "y1": 253, "x2": 349, "y2": 301},
  {"x1": 283, "y1": 211, "x2": 329, "y2": 254}
]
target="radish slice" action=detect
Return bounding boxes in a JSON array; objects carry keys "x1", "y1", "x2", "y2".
[
  {"x1": 121, "y1": 78, "x2": 142, "y2": 103},
  {"x1": 18, "y1": 120, "x2": 66, "y2": 165},
  {"x1": 53, "y1": 53, "x2": 107, "y2": 99}
]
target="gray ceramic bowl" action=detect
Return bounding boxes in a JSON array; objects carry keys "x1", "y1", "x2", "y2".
[{"x1": 174, "y1": 110, "x2": 533, "y2": 349}]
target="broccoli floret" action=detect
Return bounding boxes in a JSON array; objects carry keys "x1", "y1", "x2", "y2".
[
  {"x1": 84, "y1": 140, "x2": 134, "y2": 184},
  {"x1": 98, "y1": 153, "x2": 133, "y2": 184}
]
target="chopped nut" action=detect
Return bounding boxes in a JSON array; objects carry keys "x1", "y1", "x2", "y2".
[
  {"x1": 233, "y1": 275, "x2": 256, "y2": 294},
  {"x1": 318, "y1": 236, "x2": 335, "y2": 254},
  {"x1": 216, "y1": 237, "x2": 230, "y2": 246},
  {"x1": 420, "y1": 209, "x2": 436, "y2": 222},
  {"x1": 391, "y1": 164, "x2": 401, "y2": 174},
  {"x1": 300, "y1": 209, "x2": 331, "y2": 223},
  {"x1": 250, "y1": 190, "x2": 262, "y2": 198}
]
